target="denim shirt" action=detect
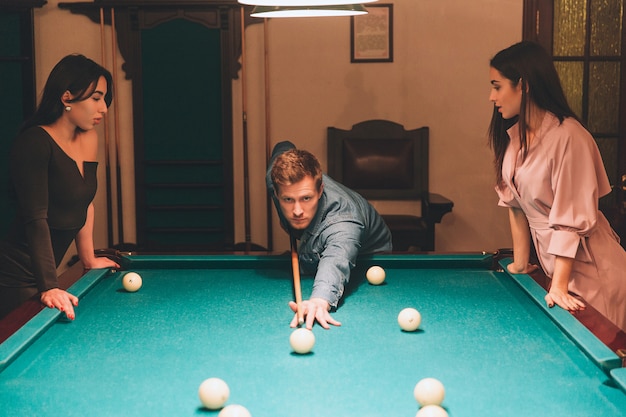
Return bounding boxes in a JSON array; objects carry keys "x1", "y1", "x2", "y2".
[{"x1": 267, "y1": 142, "x2": 392, "y2": 308}]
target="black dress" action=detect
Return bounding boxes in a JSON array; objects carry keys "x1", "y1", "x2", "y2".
[{"x1": 0, "y1": 127, "x2": 97, "y2": 316}]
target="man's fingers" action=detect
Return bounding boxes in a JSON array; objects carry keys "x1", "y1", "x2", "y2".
[{"x1": 288, "y1": 299, "x2": 340, "y2": 329}]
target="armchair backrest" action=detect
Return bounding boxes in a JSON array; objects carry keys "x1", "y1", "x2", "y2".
[{"x1": 327, "y1": 120, "x2": 429, "y2": 200}]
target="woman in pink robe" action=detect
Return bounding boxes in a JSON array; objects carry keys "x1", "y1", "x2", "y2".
[{"x1": 487, "y1": 41, "x2": 626, "y2": 332}]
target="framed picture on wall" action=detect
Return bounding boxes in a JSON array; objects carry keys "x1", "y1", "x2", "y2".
[{"x1": 350, "y1": 4, "x2": 393, "y2": 63}]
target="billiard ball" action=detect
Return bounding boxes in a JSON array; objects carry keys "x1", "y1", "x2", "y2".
[
  {"x1": 366, "y1": 265, "x2": 386, "y2": 285},
  {"x1": 414, "y1": 377, "x2": 445, "y2": 406},
  {"x1": 289, "y1": 328, "x2": 315, "y2": 354},
  {"x1": 198, "y1": 377, "x2": 230, "y2": 410},
  {"x1": 415, "y1": 404, "x2": 449, "y2": 417},
  {"x1": 398, "y1": 307, "x2": 421, "y2": 331},
  {"x1": 218, "y1": 404, "x2": 251, "y2": 417},
  {"x1": 122, "y1": 272, "x2": 142, "y2": 292}
]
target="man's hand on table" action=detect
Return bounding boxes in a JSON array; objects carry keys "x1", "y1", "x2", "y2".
[{"x1": 289, "y1": 297, "x2": 341, "y2": 330}]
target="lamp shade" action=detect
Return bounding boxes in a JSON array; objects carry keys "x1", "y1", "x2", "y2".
[
  {"x1": 240, "y1": 0, "x2": 376, "y2": 5},
  {"x1": 250, "y1": 4, "x2": 368, "y2": 17}
]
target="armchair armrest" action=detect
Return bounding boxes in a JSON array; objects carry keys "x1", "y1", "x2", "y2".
[{"x1": 423, "y1": 193, "x2": 454, "y2": 224}]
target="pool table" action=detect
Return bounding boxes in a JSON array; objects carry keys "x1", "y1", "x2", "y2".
[{"x1": 1, "y1": 253, "x2": 625, "y2": 417}]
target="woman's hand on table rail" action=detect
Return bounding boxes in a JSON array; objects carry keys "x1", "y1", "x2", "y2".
[
  {"x1": 82, "y1": 256, "x2": 120, "y2": 271},
  {"x1": 506, "y1": 262, "x2": 538, "y2": 275},
  {"x1": 40, "y1": 288, "x2": 79, "y2": 320},
  {"x1": 545, "y1": 288, "x2": 586, "y2": 313}
]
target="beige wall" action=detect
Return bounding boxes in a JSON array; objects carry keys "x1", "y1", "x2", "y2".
[{"x1": 35, "y1": 0, "x2": 522, "y2": 258}]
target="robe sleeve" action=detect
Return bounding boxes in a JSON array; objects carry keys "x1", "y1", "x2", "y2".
[
  {"x1": 495, "y1": 184, "x2": 520, "y2": 209},
  {"x1": 547, "y1": 123, "x2": 612, "y2": 259}
]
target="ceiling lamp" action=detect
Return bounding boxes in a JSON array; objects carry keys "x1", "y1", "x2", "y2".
[
  {"x1": 250, "y1": 4, "x2": 368, "y2": 18},
  {"x1": 239, "y1": 0, "x2": 377, "y2": 5}
]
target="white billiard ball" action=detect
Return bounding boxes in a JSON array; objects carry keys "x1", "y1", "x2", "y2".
[
  {"x1": 415, "y1": 404, "x2": 449, "y2": 417},
  {"x1": 218, "y1": 404, "x2": 251, "y2": 417},
  {"x1": 122, "y1": 272, "x2": 142, "y2": 292},
  {"x1": 198, "y1": 377, "x2": 230, "y2": 410},
  {"x1": 289, "y1": 328, "x2": 315, "y2": 354},
  {"x1": 414, "y1": 377, "x2": 445, "y2": 406},
  {"x1": 366, "y1": 265, "x2": 386, "y2": 285},
  {"x1": 398, "y1": 307, "x2": 421, "y2": 332}
]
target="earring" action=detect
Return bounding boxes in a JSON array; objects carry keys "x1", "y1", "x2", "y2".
[{"x1": 65, "y1": 106, "x2": 71, "y2": 112}]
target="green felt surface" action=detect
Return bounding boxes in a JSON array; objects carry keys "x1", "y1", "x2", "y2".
[{"x1": 1, "y1": 254, "x2": 625, "y2": 417}]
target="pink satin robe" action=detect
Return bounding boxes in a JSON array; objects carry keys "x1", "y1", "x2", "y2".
[{"x1": 496, "y1": 112, "x2": 626, "y2": 332}]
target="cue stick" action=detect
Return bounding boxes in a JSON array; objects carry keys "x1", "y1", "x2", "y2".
[
  {"x1": 99, "y1": 8, "x2": 114, "y2": 248},
  {"x1": 264, "y1": 18, "x2": 273, "y2": 251},
  {"x1": 290, "y1": 235, "x2": 304, "y2": 325},
  {"x1": 110, "y1": 8, "x2": 125, "y2": 246},
  {"x1": 240, "y1": 7, "x2": 252, "y2": 252}
]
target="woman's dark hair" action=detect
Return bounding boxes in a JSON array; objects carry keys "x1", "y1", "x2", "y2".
[
  {"x1": 21, "y1": 54, "x2": 113, "y2": 131},
  {"x1": 488, "y1": 41, "x2": 578, "y2": 186}
]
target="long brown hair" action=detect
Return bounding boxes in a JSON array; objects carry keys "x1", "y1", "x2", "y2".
[
  {"x1": 488, "y1": 41, "x2": 578, "y2": 186},
  {"x1": 22, "y1": 54, "x2": 113, "y2": 132}
]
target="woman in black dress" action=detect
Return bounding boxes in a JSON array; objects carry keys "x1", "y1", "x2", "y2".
[{"x1": 0, "y1": 54, "x2": 120, "y2": 320}]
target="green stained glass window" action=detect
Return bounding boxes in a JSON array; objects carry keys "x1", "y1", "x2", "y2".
[
  {"x1": 588, "y1": 61, "x2": 620, "y2": 133},
  {"x1": 550, "y1": 0, "x2": 625, "y2": 212},
  {"x1": 590, "y1": 0, "x2": 623, "y2": 56},
  {"x1": 554, "y1": 0, "x2": 587, "y2": 56},
  {"x1": 554, "y1": 61, "x2": 584, "y2": 118}
]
